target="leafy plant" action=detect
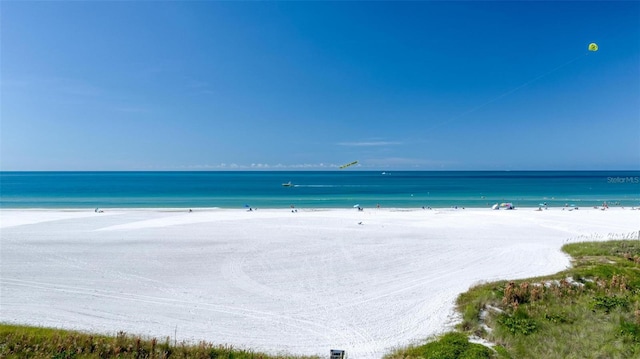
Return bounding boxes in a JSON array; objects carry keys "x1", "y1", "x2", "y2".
[
  {"x1": 592, "y1": 295, "x2": 630, "y2": 313},
  {"x1": 497, "y1": 311, "x2": 537, "y2": 336}
]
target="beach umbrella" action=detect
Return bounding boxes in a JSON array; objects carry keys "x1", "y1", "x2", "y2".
[{"x1": 353, "y1": 204, "x2": 360, "y2": 208}]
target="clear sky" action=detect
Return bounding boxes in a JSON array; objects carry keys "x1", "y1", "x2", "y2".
[{"x1": 1, "y1": 1, "x2": 639, "y2": 171}]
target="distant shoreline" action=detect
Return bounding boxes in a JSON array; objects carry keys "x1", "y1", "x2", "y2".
[{"x1": 0, "y1": 205, "x2": 635, "y2": 212}]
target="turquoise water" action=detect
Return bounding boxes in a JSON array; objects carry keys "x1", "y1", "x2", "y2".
[{"x1": 1, "y1": 171, "x2": 639, "y2": 209}]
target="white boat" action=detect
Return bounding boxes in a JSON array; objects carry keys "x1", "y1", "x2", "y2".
[{"x1": 282, "y1": 181, "x2": 293, "y2": 187}]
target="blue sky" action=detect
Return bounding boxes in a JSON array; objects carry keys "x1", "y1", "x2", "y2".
[{"x1": 2, "y1": 1, "x2": 638, "y2": 170}]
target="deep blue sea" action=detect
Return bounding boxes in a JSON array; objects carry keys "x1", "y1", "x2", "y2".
[{"x1": 1, "y1": 171, "x2": 639, "y2": 209}]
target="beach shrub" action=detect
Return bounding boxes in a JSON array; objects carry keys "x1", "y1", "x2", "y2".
[
  {"x1": 501, "y1": 282, "x2": 531, "y2": 308},
  {"x1": 592, "y1": 295, "x2": 630, "y2": 313},
  {"x1": 497, "y1": 310, "x2": 537, "y2": 336},
  {"x1": 542, "y1": 311, "x2": 572, "y2": 324},
  {"x1": 399, "y1": 332, "x2": 494, "y2": 359},
  {"x1": 384, "y1": 332, "x2": 495, "y2": 358}
]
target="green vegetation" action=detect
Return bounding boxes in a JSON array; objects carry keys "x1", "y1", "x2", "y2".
[
  {"x1": 3, "y1": 240, "x2": 640, "y2": 359},
  {"x1": 385, "y1": 332, "x2": 493, "y2": 359},
  {"x1": 452, "y1": 240, "x2": 640, "y2": 359},
  {"x1": 0, "y1": 324, "x2": 317, "y2": 359},
  {"x1": 385, "y1": 240, "x2": 640, "y2": 358}
]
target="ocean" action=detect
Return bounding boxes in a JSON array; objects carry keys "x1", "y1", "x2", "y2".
[{"x1": 1, "y1": 171, "x2": 639, "y2": 209}]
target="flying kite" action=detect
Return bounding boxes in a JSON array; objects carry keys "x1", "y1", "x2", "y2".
[
  {"x1": 339, "y1": 161, "x2": 358, "y2": 169},
  {"x1": 588, "y1": 43, "x2": 598, "y2": 52}
]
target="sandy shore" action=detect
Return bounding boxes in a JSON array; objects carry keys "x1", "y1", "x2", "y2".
[{"x1": 1, "y1": 207, "x2": 638, "y2": 358}]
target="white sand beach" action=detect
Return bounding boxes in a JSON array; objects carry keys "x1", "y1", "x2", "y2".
[{"x1": 1, "y1": 207, "x2": 638, "y2": 358}]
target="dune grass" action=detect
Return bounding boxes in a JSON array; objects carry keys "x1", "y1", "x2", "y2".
[
  {"x1": 384, "y1": 240, "x2": 640, "y2": 358},
  {"x1": 384, "y1": 332, "x2": 494, "y2": 359},
  {"x1": 0, "y1": 324, "x2": 318, "y2": 359},
  {"x1": 452, "y1": 240, "x2": 640, "y2": 359},
  {"x1": 3, "y1": 240, "x2": 639, "y2": 358}
]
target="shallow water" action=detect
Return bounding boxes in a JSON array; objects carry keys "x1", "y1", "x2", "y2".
[{"x1": 1, "y1": 170, "x2": 638, "y2": 208}]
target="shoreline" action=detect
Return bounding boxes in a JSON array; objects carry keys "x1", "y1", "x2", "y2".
[
  {"x1": 4, "y1": 200, "x2": 638, "y2": 212},
  {"x1": 1, "y1": 204, "x2": 635, "y2": 211},
  {"x1": 2, "y1": 205, "x2": 636, "y2": 229}
]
